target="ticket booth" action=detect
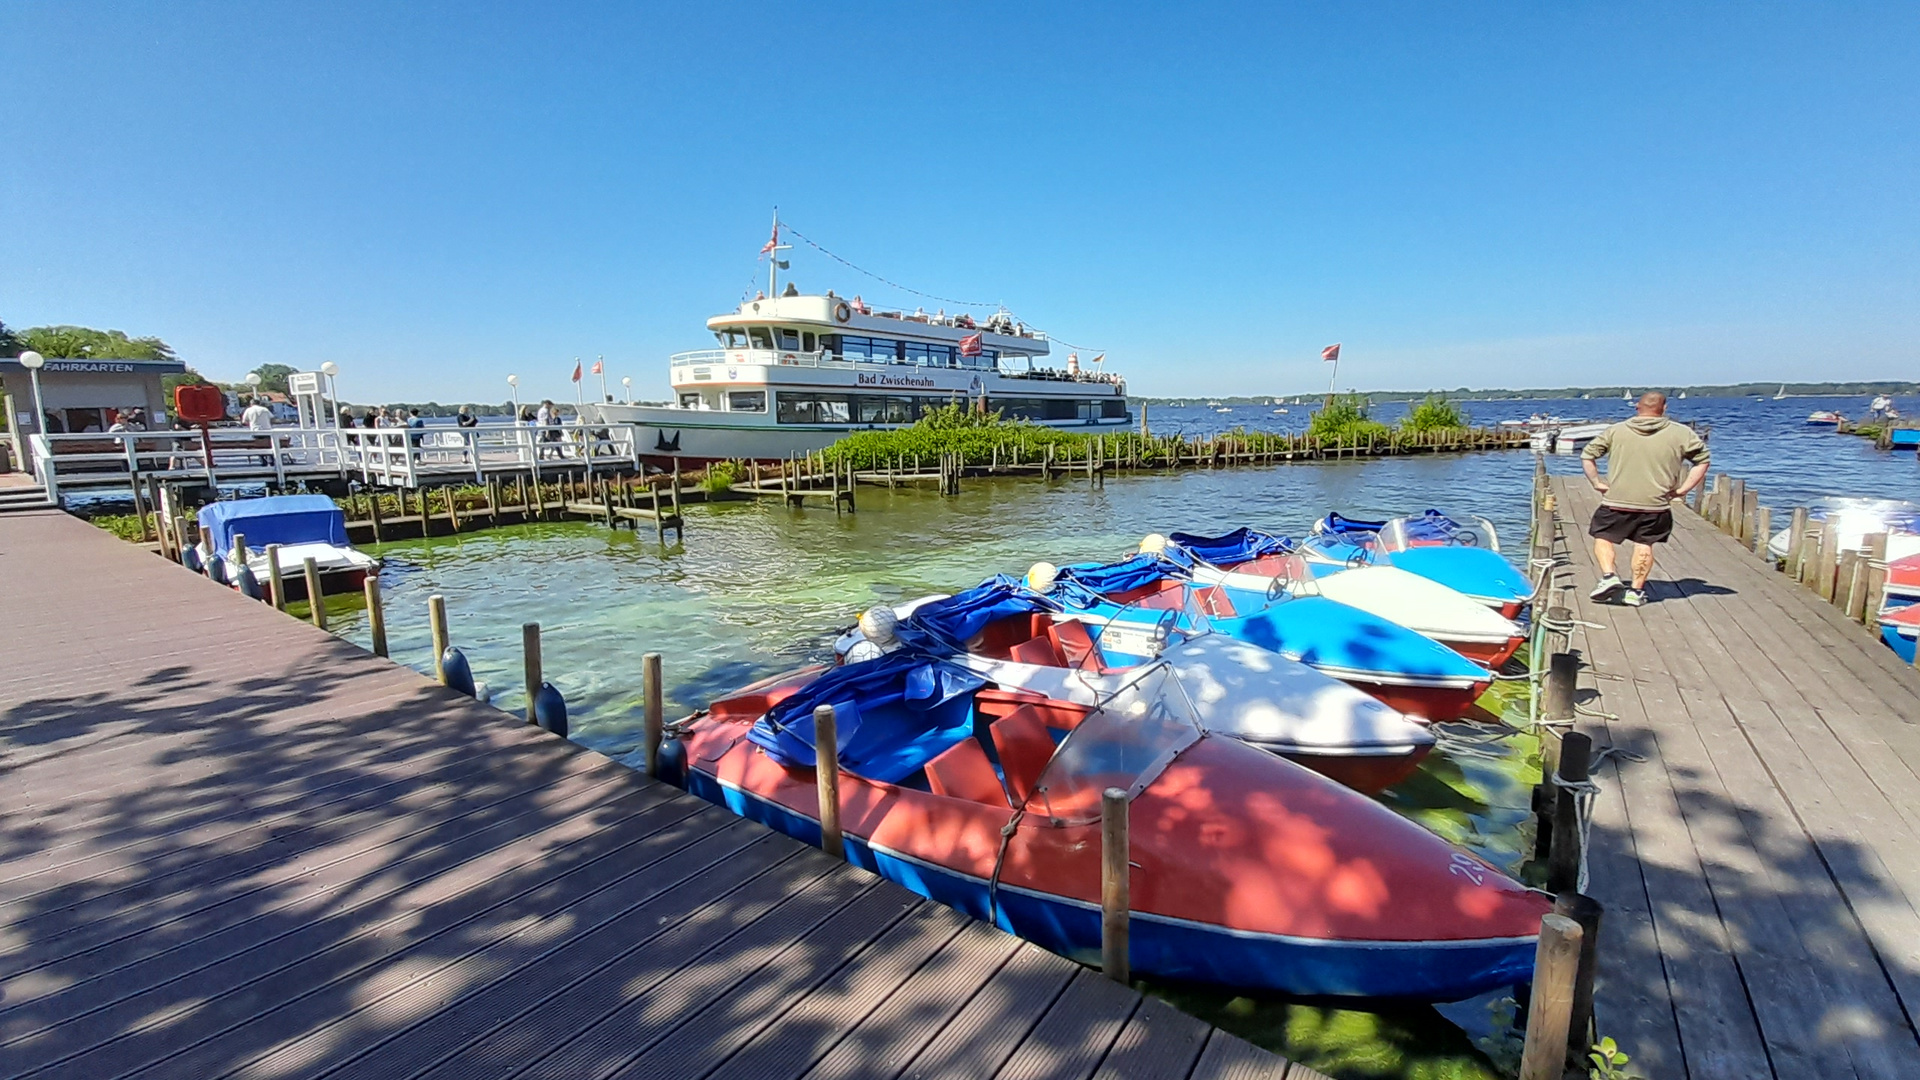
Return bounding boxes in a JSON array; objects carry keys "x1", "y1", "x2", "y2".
[{"x1": 0, "y1": 356, "x2": 185, "y2": 469}]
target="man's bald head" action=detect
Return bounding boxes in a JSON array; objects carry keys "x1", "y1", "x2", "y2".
[{"x1": 1636, "y1": 391, "x2": 1667, "y2": 416}]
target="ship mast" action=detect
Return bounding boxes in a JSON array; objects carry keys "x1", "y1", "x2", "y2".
[{"x1": 765, "y1": 209, "x2": 791, "y2": 297}]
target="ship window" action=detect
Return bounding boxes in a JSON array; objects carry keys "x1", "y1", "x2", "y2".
[
  {"x1": 820, "y1": 334, "x2": 841, "y2": 357},
  {"x1": 728, "y1": 391, "x2": 767, "y2": 412},
  {"x1": 777, "y1": 392, "x2": 853, "y2": 424},
  {"x1": 748, "y1": 327, "x2": 773, "y2": 350},
  {"x1": 679, "y1": 393, "x2": 702, "y2": 408},
  {"x1": 1101, "y1": 399, "x2": 1127, "y2": 419},
  {"x1": 802, "y1": 332, "x2": 816, "y2": 352},
  {"x1": 718, "y1": 328, "x2": 748, "y2": 349},
  {"x1": 988, "y1": 397, "x2": 1048, "y2": 421},
  {"x1": 1046, "y1": 399, "x2": 1078, "y2": 421},
  {"x1": 777, "y1": 328, "x2": 800, "y2": 351},
  {"x1": 855, "y1": 395, "x2": 919, "y2": 424}
]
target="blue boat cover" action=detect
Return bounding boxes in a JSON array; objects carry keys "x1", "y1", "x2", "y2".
[
  {"x1": 749, "y1": 651, "x2": 987, "y2": 782},
  {"x1": 895, "y1": 579, "x2": 1059, "y2": 654},
  {"x1": 197, "y1": 495, "x2": 348, "y2": 554},
  {"x1": 1165, "y1": 528, "x2": 1293, "y2": 568},
  {"x1": 1389, "y1": 547, "x2": 1532, "y2": 603},
  {"x1": 1317, "y1": 512, "x2": 1387, "y2": 536},
  {"x1": 1214, "y1": 597, "x2": 1488, "y2": 679},
  {"x1": 1398, "y1": 510, "x2": 1474, "y2": 544},
  {"x1": 1052, "y1": 554, "x2": 1176, "y2": 607}
]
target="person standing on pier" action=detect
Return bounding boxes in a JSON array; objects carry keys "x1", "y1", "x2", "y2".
[{"x1": 1582, "y1": 391, "x2": 1710, "y2": 606}]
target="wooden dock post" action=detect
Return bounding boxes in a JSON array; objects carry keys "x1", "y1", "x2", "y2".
[
  {"x1": 1518, "y1": 913, "x2": 1584, "y2": 1080},
  {"x1": 265, "y1": 543, "x2": 287, "y2": 611},
  {"x1": 1753, "y1": 505, "x2": 1772, "y2": 559},
  {"x1": 1740, "y1": 487, "x2": 1759, "y2": 546},
  {"x1": 650, "y1": 482, "x2": 665, "y2": 541},
  {"x1": 1548, "y1": 731, "x2": 1593, "y2": 894},
  {"x1": 1553, "y1": 891, "x2": 1605, "y2": 1070},
  {"x1": 1864, "y1": 532, "x2": 1890, "y2": 628},
  {"x1": 814, "y1": 704, "x2": 844, "y2": 858},
  {"x1": 1101, "y1": 786, "x2": 1131, "y2": 984},
  {"x1": 363, "y1": 576, "x2": 387, "y2": 658},
  {"x1": 1725, "y1": 477, "x2": 1746, "y2": 538},
  {"x1": 643, "y1": 651, "x2": 664, "y2": 779},
  {"x1": 368, "y1": 492, "x2": 385, "y2": 544},
  {"x1": 522, "y1": 622, "x2": 542, "y2": 725},
  {"x1": 1841, "y1": 549, "x2": 1868, "y2": 621},
  {"x1": 1543, "y1": 652, "x2": 1577, "y2": 723},
  {"x1": 428, "y1": 594, "x2": 449, "y2": 683},
  {"x1": 303, "y1": 557, "x2": 326, "y2": 630}
]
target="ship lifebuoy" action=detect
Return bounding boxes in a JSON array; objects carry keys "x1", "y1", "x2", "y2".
[{"x1": 833, "y1": 302, "x2": 852, "y2": 323}]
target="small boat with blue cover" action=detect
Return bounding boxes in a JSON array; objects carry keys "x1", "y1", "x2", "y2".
[
  {"x1": 1039, "y1": 552, "x2": 1493, "y2": 722},
  {"x1": 834, "y1": 580, "x2": 1436, "y2": 793},
  {"x1": 195, "y1": 495, "x2": 379, "y2": 600},
  {"x1": 668, "y1": 658, "x2": 1550, "y2": 1001},
  {"x1": 1310, "y1": 512, "x2": 1535, "y2": 619},
  {"x1": 1173, "y1": 529, "x2": 1529, "y2": 668}
]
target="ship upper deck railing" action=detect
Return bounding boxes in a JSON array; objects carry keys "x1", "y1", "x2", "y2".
[{"x1": 669, "y1": 348, "x2": 1124, "y2": 386}]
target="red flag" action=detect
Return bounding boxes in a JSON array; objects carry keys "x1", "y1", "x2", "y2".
[
  {"x1": 1321, "y1": 343, "x2": 1341, "y2": 362},
  {"x1": 760, "y1": 222, "x2": 779, "y2": 255},
  {"x1": 571, "y1": 360, "x2": 583, "y2": 382},
  {"x1": 591, "y1": 358, "x2": 604, "y2": 375},
  {"x1": 958, "y1": 332, "x2": 983, "y2": 358}
]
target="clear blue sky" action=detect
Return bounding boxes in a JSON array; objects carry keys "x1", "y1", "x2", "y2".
[{"x1": 3, "y1": 3, "x2": 1916, "y2": 404}]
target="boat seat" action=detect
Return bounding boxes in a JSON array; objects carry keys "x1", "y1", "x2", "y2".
[
  {"x1": 990, "y1": 705, "x2": 1059, "y2": 804},
  {"x1": 1199, "y1": 585, "x2": 1237, "y2": 618},
  {"x1": 923, "y1": 737, "x2": 1009, "y2": 806},
  {"x1": 974, "y1": 686, "x2": 1053, "y2": 721},
  {"x1": 1008, "y1": 635, "x2": 1065, "y2": 668},
  {"x1": 1048, "y1": 620, "x2": 1109, "y2": 674}
]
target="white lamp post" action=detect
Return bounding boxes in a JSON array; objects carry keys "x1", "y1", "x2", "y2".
[
  {"x1": 19, "y1": 351, "x2": 46, "y2": 480},
  {"x1": 319, "y1": 361, "x2": 340, "y2": 427},
  {"x1": 622, "y1": 376, "x2": 632, "y2": 404},
  {"x1": 507, "y1": 374, "x2": 520, "y2": 416}
]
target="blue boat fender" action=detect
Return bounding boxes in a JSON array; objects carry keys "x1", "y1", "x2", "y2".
[
  {"x1": 181, "y1": 544, "x2": 204, "y2": 574},
  {"x1": 534, "y1": 681, "x2": 568, "y2": 738},
  {"x1": 653, "y1": 738, "x2": 689, "y2": 788},
  {"x1": 234, "y1": 559, "x2": 262, "y2": 600},
  {"x1": 441, "y1": 646, "x2": 478, "y2": 698}
]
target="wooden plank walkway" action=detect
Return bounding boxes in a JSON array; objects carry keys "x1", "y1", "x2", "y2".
[
  {"x1": 1548, "y1": 476, "x2": 1920, "y2": 1080},
  {"x1": 0, "y1": 509, "x2": 1318, "y2": 1080}
]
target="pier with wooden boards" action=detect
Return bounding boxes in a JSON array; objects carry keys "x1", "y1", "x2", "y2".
[
  {"x1": 1542, "y1": 473, "x2": 1920, "y2": 1080},
  {"x1": 0, "y1": 506, "x2": 1334, "y2": 1080}
]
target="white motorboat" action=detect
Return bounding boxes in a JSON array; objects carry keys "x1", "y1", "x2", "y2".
[
  {"x1": 585, "y1": 220, "x2": 1130, "y2": 462},
  {"x1": 195, "y1": 495, "x2": 380, "y2": 600},
  {"x1": 1766, "y1": 497, "x2": 1920, "y2": 563}
]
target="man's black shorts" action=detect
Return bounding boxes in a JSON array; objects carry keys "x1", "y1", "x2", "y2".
[{"x1": 1589, "y1": 505, "x2": 1674, "y2": 545}]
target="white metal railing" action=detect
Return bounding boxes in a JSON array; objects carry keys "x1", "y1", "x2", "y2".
[
  {"x1": 666, "y1": 348, "x2": 1122, "y2": 386},
  {"x1": 26, "y1": 422, "x2": 644, "y2": 497}
]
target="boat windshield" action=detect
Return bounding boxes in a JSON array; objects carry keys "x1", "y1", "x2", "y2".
[
  {"x1": 1378, "y1": 512, "x2": 1501, "y2": 554},
  {"x1": 1021, "y1": 663, "x2": 1204, "y2": 826}
]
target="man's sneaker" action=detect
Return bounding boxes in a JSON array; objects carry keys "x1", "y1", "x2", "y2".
[
  {"x1": 1620, "y1": 588, "x2": 1647, "y2": 607},
  {"x1": 1589, "y1": 574, "x2": 1626, "y2": 602}
]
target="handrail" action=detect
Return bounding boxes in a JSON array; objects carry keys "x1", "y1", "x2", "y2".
[{"x1": 665, "y1": 348, "x2": 1120, "y2": 385}]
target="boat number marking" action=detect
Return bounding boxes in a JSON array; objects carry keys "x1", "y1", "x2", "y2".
[{"x1": 1448, "y1": 852, "x2": 1487, "y2": 886}]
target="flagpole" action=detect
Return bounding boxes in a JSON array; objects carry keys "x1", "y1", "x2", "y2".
[
  {"x1": 597, "y1": 355, "x2": 607, "y2": 404},
  {"x1": 574, "y1": 357, "x2": 585, "y2": 414}
]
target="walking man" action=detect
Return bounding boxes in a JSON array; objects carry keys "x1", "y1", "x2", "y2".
[{"x1": 1582, "y1": 392, "x2": 1710, "y2": 606}]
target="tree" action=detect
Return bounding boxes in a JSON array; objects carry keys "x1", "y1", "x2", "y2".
[
  {"x1": 18, "y1": 325, "x2": 177, "y2": 362},
  {"x1": 0, "y1": 320, "x2": 20, "y2": 359},
  {"x1": 248, "y1": 363, "x2": 297, "y2": 393}
]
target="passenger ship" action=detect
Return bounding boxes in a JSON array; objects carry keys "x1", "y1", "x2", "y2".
[{"x1": 585, "y1": 278, "x2": 1129, "y2": 461}]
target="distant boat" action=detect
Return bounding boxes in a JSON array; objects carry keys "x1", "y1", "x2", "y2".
[
  {"x1": 1622, "y1": 390, "x2": 1632, "y2": 401},
  {"x1": 1774, "y1": 385, "x2": 1787, "y2": 400},
  {"x1": 1274, "y1": 408, "x2": 1289, "y2": 414},
  {"x1": 1216, "y1": 407, "x2": 1233, "y2": 413},
  {"x1": 1807, "y1": 411, "x2": 1844, "y2": 427},
  {"x1": 1678, "y1": 391, "x2": 1687, "y2": 399}
]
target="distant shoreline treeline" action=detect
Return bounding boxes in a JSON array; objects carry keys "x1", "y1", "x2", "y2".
[{"x1": 1142, "y1": 382, "x2": 1920, "y2": 406}]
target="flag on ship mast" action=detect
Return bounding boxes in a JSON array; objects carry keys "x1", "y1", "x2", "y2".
[
  {"x1": 760, "y1": 221, "x2": 779, "y2": 256},
  {"x1": 958, "y1": 332, "x2": 983, "y2": 358},
  {"x1": 1321, "y1": 344, "x2": 1341, "y2": 363},
  {"x1": 571, "y1": 360, "x2": 583, "y2": 382}
]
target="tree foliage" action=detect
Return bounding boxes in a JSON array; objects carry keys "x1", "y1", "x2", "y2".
[
  {"x1": 1400, "y1": 395, "x2": 1468, "y2": 433},
  {"x1": 1306, "y1": 395, "x2": 1392, "y2": 446},
  {"x1": 18, "y1": 325, "x2": 177, "y2": 362},
  {"x1": 0, "y1": 320, "x2": 20, "y2": 359},
  {"x1": 248, "y1": 363, "x2": 297, "y2": 393}
]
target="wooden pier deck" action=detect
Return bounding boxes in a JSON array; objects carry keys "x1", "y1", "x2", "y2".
[
  {"x1": 1548, "y1": 476, "x2": 1920, "y2": 1079},
  {"x1": 0, "y1": 509, "x2": 1312, "y2": 1080}
]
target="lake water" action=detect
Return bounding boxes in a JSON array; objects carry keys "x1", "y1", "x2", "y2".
[{"x1": 304, "y1": 393, "x2": 1913, "y2": 1078}]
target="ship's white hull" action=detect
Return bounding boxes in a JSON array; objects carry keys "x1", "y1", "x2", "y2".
[{"x1": 583, "y1": 402, "x2": 1131, "y2": 462}]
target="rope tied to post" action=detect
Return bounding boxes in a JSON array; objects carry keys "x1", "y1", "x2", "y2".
[{"x1": 1548, "y1": 744, "x2": 1646, "y2": 893}]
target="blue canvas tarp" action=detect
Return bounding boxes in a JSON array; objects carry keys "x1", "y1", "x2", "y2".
[
  {"x1": 197, "y1": 495, "x2": 349, "y2": 554},
  {"x1": 1165, "y1": 528, "x2": 1293, "y2": 568},
  {"x1": 1316, "y1": 512, "x2": 1388, "y2": 537},
  {"x1": 749, "y1": 651, "x2": 988, "y2": 783},
  {"x1": 894, "y1": 579, "x2": 1059, "y2": 654},
  {"x1": 1051, "y1": 554, "x2": 1176, "y2": 607}
]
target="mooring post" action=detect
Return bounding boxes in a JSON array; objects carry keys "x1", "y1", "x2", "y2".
[
  {"x1": 1864, "y1": 532, "x2": 1890, "y2": 629},
  {"x1": 1554, "y1": 891, "x2": 1605, "y2": 1071},
  {"x1": 364, "y1": 576, "x2": 388, "y2": 657},
  {"x1": 1548, "y1": 731, "x2": 1593, "y2": 894},
  {"x1": 651, "y1": 482, "x2": 665, "y2": 541},
  {"x1": 1725, "y1": 477, "x2": 1746, "y2": 538},
  {"x1": 1835, "y1": 547, "x2": 1859, "y2": 610},
  {"x1": 265, "y1": 542, "x2": 287, "y2": 611},
  {"x1": 428, "y1": 594, "x2": 449, "y2": 683},
  {"x1": 643, "y1": 651, "x2": 664, "y2": 779},
  {"x1": 1842, "y1": 549, "x2": 1869, "y2": 620},
  {"x1": 303, "y1": 557, "x2": 327, "y2": 629},
  {"x1": 1753, "y1": 505, "x2": 1772, "y2": 559},
  {"x1": 814, "y1": 704, "x2": 843, "y2": 858},
  {"x1": 1543, "y1": 602, "x2": 1573, "y2": 658},
  {"x1": 1518, "y1": 913, "x2": 1584, "y2": 1080},
  {"x1": 522, "y1": 622, "x2": 542, "y2": 724},
  {"x1": 1102, "y1": 786, "x2": 1131, "y2": 983},
  {"x1": 1740, "y1": 487, "x2": 1759, "y2": 546},
  {"x1": 368, "y1": 492, "x2": 384, "y2": 543},
  {"x1": 1543, "y1": 652, "x2": 1577, "y2": 723}
]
